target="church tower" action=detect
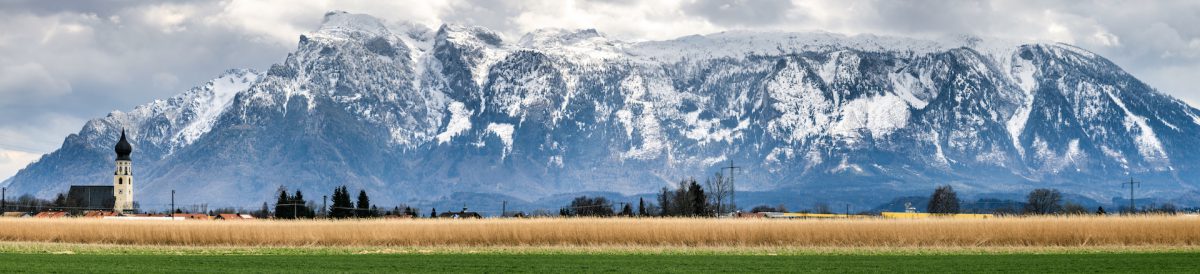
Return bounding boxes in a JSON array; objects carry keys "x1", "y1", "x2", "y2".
[{"x1": 113, "y1": 129, "x2": 134, "y2": 213}]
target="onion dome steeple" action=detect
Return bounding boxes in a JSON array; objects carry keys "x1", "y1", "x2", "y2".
[{"x1": 115, "y1": 129, "x2": 132, "y2": 161}]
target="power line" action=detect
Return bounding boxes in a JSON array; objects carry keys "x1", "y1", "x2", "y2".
[
  {"x1": 1123, "y1": 177, "x2": 1141, "y2": 214},
  {"x1": 721, "y1": 159, "x2": 741, "y2": 215}
]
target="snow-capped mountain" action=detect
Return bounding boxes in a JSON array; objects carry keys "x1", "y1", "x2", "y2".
[{"x1": 5, "y1": 11, "x2": 1200, "y2": 210}]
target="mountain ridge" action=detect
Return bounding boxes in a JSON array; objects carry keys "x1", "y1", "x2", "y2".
[{"x1": 5, "y1": 11, "x2": 1200, "y2": 211}]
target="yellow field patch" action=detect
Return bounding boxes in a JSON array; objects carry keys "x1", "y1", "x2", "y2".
[{"x1": 0, "y1": 215, "x2": 1197, "y2": 248}]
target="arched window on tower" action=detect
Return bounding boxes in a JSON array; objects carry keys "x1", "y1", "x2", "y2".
[{"x1": 118, "y1": 178, "x2": 123, "y2": 185}]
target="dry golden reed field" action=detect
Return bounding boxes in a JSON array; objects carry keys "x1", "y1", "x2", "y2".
[{"x1": 2, "y1": 215, "x2": 1199, "y2": 248}]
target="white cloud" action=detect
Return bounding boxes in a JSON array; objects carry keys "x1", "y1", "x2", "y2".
[
  {"x1": 141, "y1": 3, "x2": 194, "y2": 33},
  {"x1": 0, "y1": 149, "x2": 41, "y2": 182},
  {"x1": 0, "y1": 113, "x2": 84, "y2": 180}
]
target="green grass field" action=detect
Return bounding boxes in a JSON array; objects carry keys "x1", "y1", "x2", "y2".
[{"x1": 1, "y1": 252, "x2": 1198, "y2": 273}]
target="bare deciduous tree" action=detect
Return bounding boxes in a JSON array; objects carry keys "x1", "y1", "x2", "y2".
[
  {"x1": 1024, "y1": 188, "x2": 1063, "y2": 215},
  {"x1": 927, "y1": 185, "x2": 960, "y2": 214},
  {"x1": 705, "y1": 172, "x2": 733, "y2": 216}
]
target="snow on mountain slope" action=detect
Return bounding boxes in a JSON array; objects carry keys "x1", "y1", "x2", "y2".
[
  {"x1": 6, "y1": 11, "x2": 1200, "y2": 209},
  {"x1": 174, "y1": 70, "x2": 260, "y2": 146}
]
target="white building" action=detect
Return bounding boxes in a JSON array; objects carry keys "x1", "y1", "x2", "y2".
[{"x1": 113, "y1": 129, "x2": 134, "y2": 213}]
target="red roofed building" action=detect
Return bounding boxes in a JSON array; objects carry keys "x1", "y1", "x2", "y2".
[{"x1": 34, "y1": 211, "x2": 68, "y2": 218}]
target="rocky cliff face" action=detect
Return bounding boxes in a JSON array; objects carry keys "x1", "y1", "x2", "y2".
[{"x1": 5, "y1": 11, "x2": 1199, "y2": 210}]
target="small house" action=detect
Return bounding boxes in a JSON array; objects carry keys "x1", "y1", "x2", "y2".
[
  {"x1": 34, "y1": 211, "x2": 68, "y2": 218},
  {"x1": 216, "y1": 214, "x2": 255, "y2": 220},
  {"x1": 1, "y1": 212, "x2": 30, "y2": 218},
  {"x1": 437, "y1": 207, "x2": 482, "y2": 219},
  {"x1": 173, "y1": 213, "x2": 212, "y2": 220},
  {"x1": 81, "y1": 211, "x2": 119, "y2": 218}
]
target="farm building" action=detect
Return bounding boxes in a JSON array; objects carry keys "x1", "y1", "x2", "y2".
[
  {"x1": 80, "y1": 211, "x2": 119, "y2": 218},
  {"x1": 34, "y1": 211, "x2": 67, "y2": 218},
  {"x1": 438, "y1": 208, "x2": 482, "y2": 219},
  {"x1": 172, "y1": 213, "x2": 212, "y2": 220},
  {"x1": 67, "y1": 186, "x2": 116, "y2": 211},
  {"x1": 1, "y1": 212, "x2": 29, "y2": 218},
  {"x1": 880, "y1": 212, "x2": 994, "y2": 219},
  {"x1": 216, "y1": 214, "x2": 255, "y2": 220}
]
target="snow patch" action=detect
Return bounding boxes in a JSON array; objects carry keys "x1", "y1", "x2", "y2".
[
  {"x1": 1102, "y1": 86, "x2": 1168, "y2": 162},
  {"x1": 620, "y1": 110, "x2": 666, "y2": 160},
  {"x1": 1032, "y1": 137, "x2": 1084, "y2": 173},
  {"x1": 1190, "y1": 109, "x2": 1200, "y2": 126},
  {"x1": 1100, "y1": 145, "x2": 1128, "y2": 166},
  {"x1": 831, "y1": 156, "x2": 864, "y2": 174},
  {"x1": 1006, "y1": 56, "x2": 1038, "y2": 157},
  {"x1": 435, "y1": 101, "x2": 472, "y2": 144},
  {"x1": 830, "y1": 94, "x2": 911, "y2": 139},
  {"x1": 764, "y1": 147, "x2": 795, "y2": 173},
  {"x1": 175, "y1": 70, "x2": 259, "y2": 146},
  {"x1": 930, "y1": 131, "x2": 950, "y2": 167},
  {"x1": 485, "y1": 123, "x2": 515, "y2": 160},
  {"x1": 765, "y1": 60, "x2": 833, "y2": 143},
  {"x1": 682, "y1": 111, "x2": 742, "y2": 145},
  {"x1": 889, "y1": 71, "x2": 933, "y2": 109}
]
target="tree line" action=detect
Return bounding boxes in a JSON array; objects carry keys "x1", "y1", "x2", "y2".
[
  {"x1": 925, "y1": 185, "x2": 1181, "y2": 215},
  {"x1": 560, "y1": 173, "x2": 736, "y2": 218},
  {"x1": 271, "y1": 186, "x2": 418, "y2": 219}
]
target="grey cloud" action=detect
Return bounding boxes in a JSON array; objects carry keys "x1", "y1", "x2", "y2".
[
  {"x1": 0, "y1": 2, "x2": 291, "y2": 153},
  {"x1": 0, "y1": 63, "x2": 72, "y2": 101},
  {"x1": 442, "y1": 0, "x2": 522, "y2": 33},
  {"x1": 683, "y1": 0, "x2": 795, "y2": 26}
]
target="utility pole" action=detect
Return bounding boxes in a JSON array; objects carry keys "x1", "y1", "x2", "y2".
[
  {"x1": 501, "y1": 200, "x2": 507, "y2": 218},
  {"x1": 2, "y1": 187, "x2": 6, "y2": 212},
  {"x1": 170, "y1": 190, "x2": 175, "y2": 218},
  {"x1": 845, "y1": 204, "x2": 850, "y2": 216},
  {"x1": 722, "y1": 160, "x2": 742, "y2": 215},
  {"x1": 1122, "y1": 177, "x2": 1141, "y2": 214}
]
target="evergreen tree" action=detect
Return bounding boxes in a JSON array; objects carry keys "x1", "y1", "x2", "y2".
[
  {"x1": 52, "y1": 193, "x2": 66, "y2": 210},
  {"x1": 673, "y1": 179, "x2": 692, "y2": 216},
  {"x1": 621, "y1": 203, "x2": 633, "y2": 216},
  {"x1": 657, "y1": 187, "x2": 674, "y2": 216},
  {"x1": 356, "y1": 190, "x2": 371, "y2": 217},
  {"x1": 258, "y1": 202, "x2": 270, "y2": 218},
  {"x1": 687, "y1": 179, "x2": 707, "y2": 216},
  {"x1": 430, "y1": 207, "x2": 438, "y2": 218},
  {"x1": 638, "y1": 198, "x2": 646, "y2": 216},
  {"x1": 293, "y1": 191, "x2": 314, "y2": 219},
  {"x1": 274, "y1": 189, "x2": 291, "y2": 219},
  {"x1": 330, "y1": 186, "x2": 354, "y2": 218}
]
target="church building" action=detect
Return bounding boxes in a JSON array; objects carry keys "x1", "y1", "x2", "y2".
[{"x1": 112, "y1": 129, "x2": 134, "y2": 213}]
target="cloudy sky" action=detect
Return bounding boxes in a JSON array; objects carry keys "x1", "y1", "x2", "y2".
[{"x1": 1, "y1": 0, "x2": 1199, "y2": 179}]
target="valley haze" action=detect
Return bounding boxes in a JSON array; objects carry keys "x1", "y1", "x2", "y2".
[{"x1": 4, "y1": 11, "x2": 1200, "y2": 213}]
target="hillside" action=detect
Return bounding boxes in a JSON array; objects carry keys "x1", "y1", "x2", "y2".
[{"x1": 5, "y1": 11, "x2": 1200, "y2": 211}]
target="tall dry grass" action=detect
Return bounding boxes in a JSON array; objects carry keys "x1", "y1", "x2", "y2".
[{"x1": 1, "y1": 216, "x2": 1198, "y2": 248}]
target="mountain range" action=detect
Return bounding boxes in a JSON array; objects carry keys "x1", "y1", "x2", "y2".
[{"x1": 5, "y1": 11, "x2": 1200, "y2": 212}]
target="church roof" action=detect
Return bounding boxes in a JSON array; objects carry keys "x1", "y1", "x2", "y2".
[{"x1": 115, "y1": 129, "x2": 132, "y2": 161}]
